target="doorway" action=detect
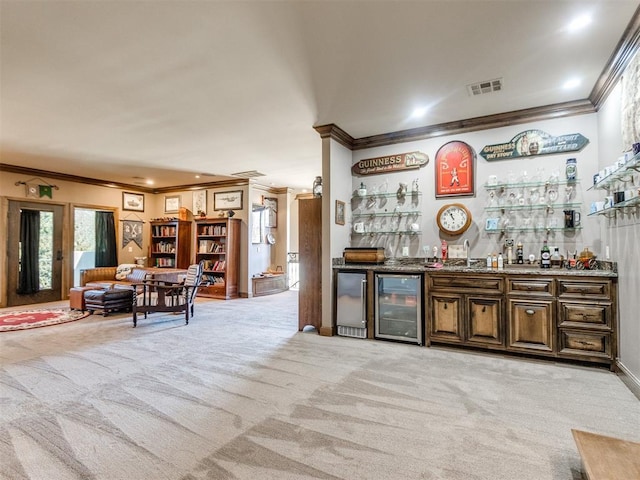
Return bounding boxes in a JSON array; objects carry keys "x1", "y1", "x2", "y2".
[{"x1": 6, "y1": 201, "x2": 65, "y2": 306}]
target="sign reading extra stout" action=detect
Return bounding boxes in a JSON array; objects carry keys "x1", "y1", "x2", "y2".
[
  {"x1": 352, "y1": 151, "x2": 429, "y2": 176},
  {"x1": 480, "y1": 129, "x2": 589, "y2": 160},
  {"x1": 435, "y1": 141, "x2": 475, "y2": 198}
]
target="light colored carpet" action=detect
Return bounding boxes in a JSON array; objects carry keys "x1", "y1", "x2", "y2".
[{"x1": 1, "y1": 291, "x2": 638, "y2": 480}]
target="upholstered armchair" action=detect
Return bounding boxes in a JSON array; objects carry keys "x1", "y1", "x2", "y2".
[{"x1": 132, "y1": 263, "x2": 204, "y2": 327}]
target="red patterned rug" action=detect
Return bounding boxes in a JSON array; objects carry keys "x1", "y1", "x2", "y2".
[{"x1": 0, "y1": 309, "x2": 90, "y2": 332}]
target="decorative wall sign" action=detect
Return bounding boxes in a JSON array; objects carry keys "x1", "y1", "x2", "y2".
[
  {"x1": 122, "y1": 220, "x2": 143, "y2": 249},
  {"x1": 352, "y1": 151, "x2": 429, "y2": 176},
  {"x1": 480, "y1": 129, "x2": 589, "y2": 161},
  {"x1": 16, "y1": 177, "x2": 59, "y2": 199},
  {"x1": 435, "y1": 141, "x2": 475, "y2": 198}
]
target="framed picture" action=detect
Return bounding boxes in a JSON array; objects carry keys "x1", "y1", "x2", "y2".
[
  {"x1": 434, "y1": 140, "x2": 476, "y2": 198},
  {"x1": 214, "y1": 190, "x2": 243, "y2": 211},
  {"x1": 122, "y1": 192, "x2": 145, "y2": 212},
  {"x1": 263, "y1": 196, "x2": 277, "y2": 227},
  {"x1": 335, "y1": 200, "x2": 345, "y2": 225},
  {"x1": 164, "y1": 195, "x2": 181, "y2": 213},
  {"x1": 251, "y1": 207, "x2": 264, "y2": 244},
  {"x1": 193, "y1": 190, "x2": 207, "y2": 216}
]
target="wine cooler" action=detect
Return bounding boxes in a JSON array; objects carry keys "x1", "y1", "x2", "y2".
[{"x1": 374, "y1": 273, "x2": 422, "y2": 344}]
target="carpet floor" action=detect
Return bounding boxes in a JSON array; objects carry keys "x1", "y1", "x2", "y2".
[{"x1": 0, "y1": 290, "x2": 638, "y2": 480}]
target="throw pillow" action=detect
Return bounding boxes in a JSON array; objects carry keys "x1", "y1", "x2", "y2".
[{"x1": 115, "y1": 264, "x2": 138, "y2": 280}]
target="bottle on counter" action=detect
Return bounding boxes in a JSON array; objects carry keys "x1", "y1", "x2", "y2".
[
  {"x1": 551, "y1": 247, "x2": 561, "y2": 267},
  {"x1": 491, "y1": 253, "x2": 498, "y2": 269},
  {"x1": 441, "y1": 240, "x2": 448, "y2": 262},
  {"x1": 516, "y1": 241, "x2": 524, "y2": 264},
  {"x1": 540, "y1": 240, "x2": 551, "y2": 269},
  {"x1": 486, "y1": 254, "x2": 492, "y2": 269},
  {"x1": 497, "y1": 253, "x2": 504, "y2": 270}
]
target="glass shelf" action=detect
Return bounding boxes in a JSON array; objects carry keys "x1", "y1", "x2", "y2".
[
  {"x1": 484, "y1": 202, "x2": 582, "y2": 212},
  {"x1": 353, "y1": 191, "x2": 422, "y2": 200},
  {"x1": 588, "y1": 196, "x2": 640, "y2": 216},
  {"x1": 485, "y1": 226, "x2": 582, "y2": 234},
  {"x1": 352, "y1": 211, "x2": 422, "y2": 218},
  {"x1": 484, "y1": 179, "x2": 580, "y2": 191},
  {"x1": 352, "y1": 230, "x2": 421, "y2": 235},
  {"x1": 588, "y1": 151, "x2": 640, "y2": 191}
]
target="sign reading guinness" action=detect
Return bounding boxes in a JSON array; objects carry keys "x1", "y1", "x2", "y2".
[
  {"x1": 352, "y1": 151, "x2": 429, "y2": 176},
  {"x1": 480, "y1": 129, "x2": 589, "y2": 161}
]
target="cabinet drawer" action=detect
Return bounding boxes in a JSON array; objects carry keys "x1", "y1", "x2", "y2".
[
  {"x1": 507, "y1": 277, "x2": 554, "y2": 297},
  {"x1": 558, "y1": 302, "x2": 611, "y2": 330},
  {"x1": 429, "y1": 275, "x2": 503, "y2": 293},
  {"x1": 507, "y1": 299, "x2": 554, "y2": 354},
  {"x1": 557, "y1": 279, "x2": 612, "y2": 300},
  {"x1": 559, "y1": 329, "x2": 611, "y2": 359}
]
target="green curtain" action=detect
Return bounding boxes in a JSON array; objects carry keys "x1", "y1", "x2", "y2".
[
  {"x1": 17, "y1": 209, "x2": 40, "y2": 294},
  {"x1": 95, "y1": 211, "x2": 117, "y2": 267}
]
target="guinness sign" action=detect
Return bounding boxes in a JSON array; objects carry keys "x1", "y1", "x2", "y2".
[{"x1": 352, "y1": 151, "x2": 429, "y2": 176}]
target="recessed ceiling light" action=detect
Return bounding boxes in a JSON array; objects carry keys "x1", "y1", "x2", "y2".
[
  {"x1": 563, "y1": 78, "x2": 581, "y2": 89},
  {"x1": 411, "y1": 107, "x2": 428, "y2": 119},
  {"x1": 195, "y1": 174, "x2": 201, "y2": 179},
  {"x1": 567, "y1": 14, "x2": 591, "y2": 32},
  {"x1": 146, "y1": 179, "x2": 154, "y2": 185}
]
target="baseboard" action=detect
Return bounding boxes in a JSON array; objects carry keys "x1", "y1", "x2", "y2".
[
  {"x1": 616, "y1": 359, "x2": 640, "y2": 400},
  {"x1": 319, "y1": 325, "x2": 335, "y2": 337}
]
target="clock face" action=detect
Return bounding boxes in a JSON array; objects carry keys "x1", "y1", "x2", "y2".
[{"x1": 436, "y1": 203, "x2": 472, "y2": 235}]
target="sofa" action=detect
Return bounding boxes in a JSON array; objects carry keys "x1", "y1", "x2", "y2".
[
  {"x1": 80, "y1": 265, "x2": 152, "y2": 293},
  {"x1": 80, "y1": 265, "x2": 189, "y2": 293}
]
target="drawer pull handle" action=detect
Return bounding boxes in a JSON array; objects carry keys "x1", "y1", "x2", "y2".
[
  {"x1": 482, "y1": 306, "x2": 486, "y2": 313},
  {"x1": 583, "y1": 314, "x2": 588, "y2": 321},
  {"x1": 525, "y1": 309, "x2": 535, "y2": 315},
  {"x1": 444, "y1": 303, "x2": 447, "y2": 310}
]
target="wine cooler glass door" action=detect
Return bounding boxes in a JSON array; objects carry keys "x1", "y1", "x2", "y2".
[{"x1": 374, "y1": 274, "x2": 422, "y2": 344}]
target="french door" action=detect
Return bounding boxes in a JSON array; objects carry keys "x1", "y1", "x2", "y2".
[{"x1": 6, "y1": 201, "x2": 64, "y2": 306}]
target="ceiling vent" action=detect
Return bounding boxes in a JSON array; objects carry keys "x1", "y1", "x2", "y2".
[
  {"x1": 467, "y1": 78, "x2": 503, "y2": 96},
  {"x1": 231, "y1": 170, "x2": 266, "y2": 178}
]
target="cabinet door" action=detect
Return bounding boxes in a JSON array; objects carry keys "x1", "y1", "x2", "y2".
[
  {"x1": 467, "y1": 296, "x2": 504, "y2": 347},
  {"x1": 507, "y1": 298, "x2": 554, "y2": 354},
  {"x1": 429, "y1": 294, "x2": 462, "y2": 343}
]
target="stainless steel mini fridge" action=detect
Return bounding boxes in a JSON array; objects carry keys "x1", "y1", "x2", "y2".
[
  {"x1": 374, "y1": 273, "x2": 422, "y2": 344},
  {"x1": 336, "y1": 271, "x2": 367, "y2": 338}
]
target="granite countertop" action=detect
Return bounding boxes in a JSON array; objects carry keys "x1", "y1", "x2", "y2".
[{"x1": 333, "y1": 258, "x2": 618, "y2": 277}]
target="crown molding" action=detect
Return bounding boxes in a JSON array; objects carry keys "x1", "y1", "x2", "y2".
[
  {"x1": 0, "y1": 163, "x2": 249, "y2": 194},
  {"x1": 313, "y1": 124, "x2": 355, "y2": 150},
  {"x1": 589, "y1": 4, "x2": 640, "y2": 109}
]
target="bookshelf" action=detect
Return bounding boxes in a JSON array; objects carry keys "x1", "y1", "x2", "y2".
[
  {"x1": 149, "y1": 220, "x2": 192, "y2": 269},
  {"x1": 195, "y1": 218, "x2": 240, "y2": 299}
]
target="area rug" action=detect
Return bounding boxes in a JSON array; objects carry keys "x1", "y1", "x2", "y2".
[{"x1": 0, "y1": 309, "x2": 89, "y2": 332}]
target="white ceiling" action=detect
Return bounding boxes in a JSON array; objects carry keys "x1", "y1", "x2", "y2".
[{"x1": 1, "y1": 1, "x2": 638, "y2": 190}]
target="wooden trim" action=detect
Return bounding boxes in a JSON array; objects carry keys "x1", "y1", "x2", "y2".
[
  {"x1": 616, "y1": 360, "x2": 640, "y2": 401},
  {"x1": 0, "y1": 163, "x2": 154, "y2": 193},
  {"x1": 0, "y1": 163, "x2": 250, "y2": 193},
  {"x1": 589, "y1": 5, "x2": 640, "y2": 109},
  {"x1": 313, "y1": 124, "x2": 355, "y2": 150},
  {"x1": 351, "y1": 100, "x2": 595, "y2": 150},
  {"x1": 319, "y1": 325, "x2": 335, "y2": 337}
]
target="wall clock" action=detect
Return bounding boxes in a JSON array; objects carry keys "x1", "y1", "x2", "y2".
[{"x1": 436, "y1": 203, "x2": 472, "y2": 235}]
